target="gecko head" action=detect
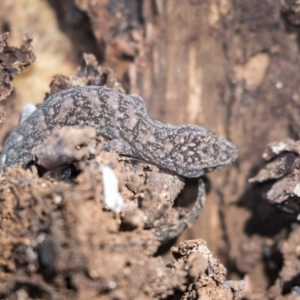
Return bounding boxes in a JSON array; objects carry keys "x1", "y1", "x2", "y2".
[
  {"x1": 206, "y1": 134, "x2": 239, "y2": 172},
  {"x1": 174, "y1": 126, "x2": 238, "y2": 178}
]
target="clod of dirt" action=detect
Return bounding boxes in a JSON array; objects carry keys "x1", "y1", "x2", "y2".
[
  {"x1": 32, "y1": 126, "x2": 97, "y2": 170},
  {"x1": 46, "y1": 53, "x2": 124, "y2": 98},
  {"x1": 249, "y1": 152, "x2": 299, "y2": 183},
  {"x1": 0, "y1": 33, "x2": 36, "y2": 101},
  {"x1": 0, "y1": 160, "x2": 241, "y2": 299},
  {"x1": 0, "y1": 33, "x2": 35, "y2": 149},
  {"x1": 249, "y1": 139, "x2": 300, "y2": 206},
  {"x1": 170, "y1": 240, "x2": 245, "y2": 299},
  {"x1": 282, "y1": 0, "x2": 300, "y2": 25}
]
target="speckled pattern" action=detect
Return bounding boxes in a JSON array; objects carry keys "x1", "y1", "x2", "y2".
[{"x1": 0, "y1": 86, "x2": 238, "y2": 177}]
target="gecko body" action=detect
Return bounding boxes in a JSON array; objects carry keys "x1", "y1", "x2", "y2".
[{"x1": 0, "y1": 86, "x2": 238, "y2": 177}]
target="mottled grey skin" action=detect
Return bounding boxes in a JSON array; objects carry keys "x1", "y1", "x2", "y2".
[{"x1": 0, "y1": 86, "x2": 238, "y2": 177}]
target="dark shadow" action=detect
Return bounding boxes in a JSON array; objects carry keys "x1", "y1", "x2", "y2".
[
  {"x1": 12, "y1": 281, "x2": 51, "y2": 299},
  {"x1": 47, "y1": 0, "x2": 104, "y2": 62},
  {"x1": 282, "y1": 271, "x2": 300, "y2": 294},
  {"x1": 239, "y1": 181, "x2": 294, "y2": 237},
  {"x1": 36, "y1": 237, "x2": 58, "y2": 282},
  {"x1": 281, "y1": 11, "x2": 300, "y2": 53},
  {"x1": 233, "y1": 165, "x2": 295, "y2": 287},
  {"x1": 174, "y1": 176, "x2": 210, "y2": 208}
]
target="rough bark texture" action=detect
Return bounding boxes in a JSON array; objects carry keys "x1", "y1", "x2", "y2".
[
  {"x1": 1, "y1": 0, "x2": 300, "y2": 298},
  {"x1": 0, "y1": 33, "x2": 35, "y2": 101}
]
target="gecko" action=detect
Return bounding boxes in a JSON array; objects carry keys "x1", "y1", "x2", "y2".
[
  {"x1": 0, "y1": 86, "x2": 238, "y2": 176},
  {"x1": 0, "y1": 86, "x2": 237, "y2": 241}
]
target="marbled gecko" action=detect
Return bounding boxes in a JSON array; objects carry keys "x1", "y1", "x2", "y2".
[{"x1": 0, "y1": 86, "x2": 238, "y2": 175}]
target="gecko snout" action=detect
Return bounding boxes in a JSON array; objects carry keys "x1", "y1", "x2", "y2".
[{"x1": 212, "y1": 136, "x2": 238, "y2": 170}]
